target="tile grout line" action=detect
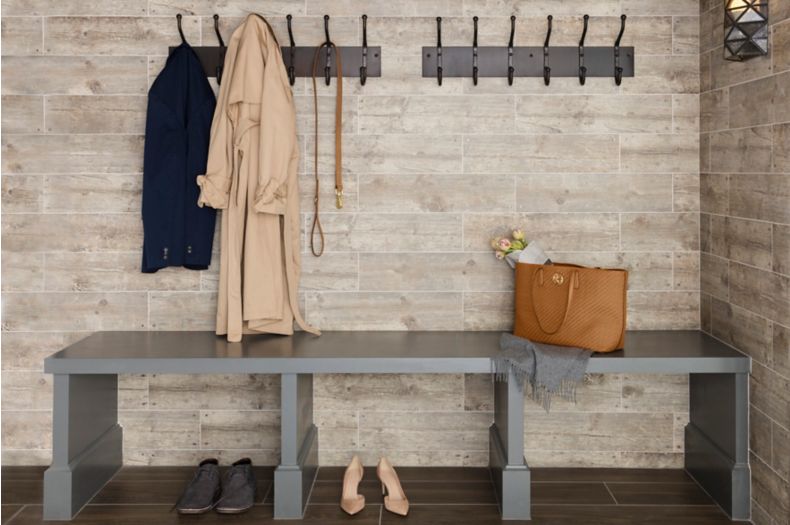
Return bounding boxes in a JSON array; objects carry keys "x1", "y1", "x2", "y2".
[
  {"x1": 4, "y1": 504, "x2": 27, "y2": 524},
  {"x1": 602, "y1": 481, "x2": 619, "y2": 505}
]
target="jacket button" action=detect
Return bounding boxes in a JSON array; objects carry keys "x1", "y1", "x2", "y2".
[
  {"x1": 187, "y1": 245, "x2": 193, "y2": 254},
  {"x1": 163, "y1": 247, "x2": 169, "y2": 260}
]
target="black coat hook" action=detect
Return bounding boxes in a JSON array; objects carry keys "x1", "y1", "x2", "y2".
[
  {"x1": 360, "y1": 14, "x2": 368, "y2": 85},
  {"x1": 614, "y1": 14, "x2": 626, "y2": 86},
  {"x1": 436, "y1": 17, "x2": 443, "y2": 86},
  {"x1": 213, "y1": 14, "x2": 226, "y2": 85},
  {"x1": 472, "y1": 16, "x2": 479, "y2": 85},
  {"x1": 324, "y1": 15, "x2": 332, "y2": 86},
  {"x1": 176, "y1": 14, "x2": 187, "y2": 45},
  {"x1": 543, "y1": 15, "x2": 552, "y2": 86},
  {"x1": 507, "y1": 16, "x2": 516, "y2": 86},
  {"x1": 286, "y1": 14, "x2": 296, "y2": 86},
  {"x1": 578, "y1": 14, "x2": 589, "y2": 85}
]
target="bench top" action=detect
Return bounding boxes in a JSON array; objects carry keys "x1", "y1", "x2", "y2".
[{"x1": 45, "y1": 330, "x2": 749, "y2": 375}]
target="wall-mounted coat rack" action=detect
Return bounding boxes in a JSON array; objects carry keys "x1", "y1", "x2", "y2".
[
  {"x1": 169, "y1": 14, "x2": 381, "y2": 86},
  {"x1": 423, "y1": 15, "x2": 634, "y2": 85}
]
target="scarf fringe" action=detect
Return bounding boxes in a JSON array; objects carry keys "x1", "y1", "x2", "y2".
[{"x1": 492, "y1": 356, "x2": 581, "y2": 412}]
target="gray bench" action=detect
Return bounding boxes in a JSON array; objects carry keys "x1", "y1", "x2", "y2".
[{"x1": 42, "y1": 330, "x2": 750, "y2": 521}]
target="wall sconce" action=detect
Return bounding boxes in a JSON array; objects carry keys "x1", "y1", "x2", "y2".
[{"x1": 724, "y1": 0, "x2": 769, "y2": 61}]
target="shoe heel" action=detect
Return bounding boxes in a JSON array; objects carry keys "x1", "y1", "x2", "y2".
[{"x1": 381, "y1": 482, "x2": 387, "y2": 496}]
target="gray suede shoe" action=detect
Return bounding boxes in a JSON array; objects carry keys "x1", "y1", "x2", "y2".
[
  {"x1": 215, "y1": 458, "x2": 257, "y2": 514},
  {"x1": 174, "y1": 458, "x2": 221, "y2": 514}
]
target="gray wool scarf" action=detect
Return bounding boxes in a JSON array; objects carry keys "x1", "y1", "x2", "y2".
[{"x1": 493, "y1": 333, "x2": 592, "y2": 411}]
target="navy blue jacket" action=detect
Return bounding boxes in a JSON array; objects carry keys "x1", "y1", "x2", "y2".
[{"x1": 142, "y1": 44, "x2": 217, "y2": 273}]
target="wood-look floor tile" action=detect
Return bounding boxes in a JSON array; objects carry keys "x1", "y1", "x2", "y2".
[
  {"x1": 531, "y1": 468, "x2": 693, "y2": 483},
  {"x1": 316, "y1": 466, "x2": 490, "y2": 482},
  {"x1": 2, "y1": 505, "x2": 24, "y2": 525},
  {"x1": 301, "y1": 504, "x2": 381, "y2": 524},
  {"x1": 380, "y1": 504, "x2": 530, "y2": 524},
  {"x1": 1, "y1": 481, "x2": 42, "y2": 505},
  {"x1": 305, "y1": 480, "x2": 496, "y2": 505},
  {"x1": 1, "y1": 467, "x2": 46, "y2": 481},
  {"x1": 532, "y1": 482, "x2": 616, "y2": 505},
  {"x1": 530, "y1": 504, "x2": 734, "y2": 524},
  {"x1": 113, "y1": 466, "x2": 275, "y2": 482},
  {"x1": 90, "y1": 479, "x2": 271, "y2": 505},
  {"x1": 606, "y1": 482, "x2": 715, "y2": 505},
  {"x1": 6, "y1": 504, "x2": 274, "y2": 524}
]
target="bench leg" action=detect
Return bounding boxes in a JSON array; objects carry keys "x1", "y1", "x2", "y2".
[
  {"x1": 490, "y1": 370, "x2": 531, "y2": 520},
  {"x1": 685, "y1": 372, "x2": 751, "y2": 521},
  {"x1": 274, "y1": 373, "x2": 318, "y2": 519},
  {"x1": 43, "y1": 374, "x2": 123, "y2": 521}
]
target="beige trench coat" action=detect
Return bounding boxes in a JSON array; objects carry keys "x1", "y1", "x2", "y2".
[{"x1": 197, "y1": 14, "x2": 319, "y2": 341}]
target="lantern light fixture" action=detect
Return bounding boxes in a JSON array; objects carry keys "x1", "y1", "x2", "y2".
[{"x1": 724, "y1": 0, "x2": 769, "y2": 61}]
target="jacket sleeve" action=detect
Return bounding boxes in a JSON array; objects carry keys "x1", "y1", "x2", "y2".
[
  {"x1": 253, "y1": 44, "x2": 296, "y2": 216},
  {"x1": 196, "y1": 96, "x2": 232, "y2": 209}
]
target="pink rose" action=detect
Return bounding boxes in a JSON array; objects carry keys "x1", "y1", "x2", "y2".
[{"x1": 498, "y1": 238, "x2": 511, "y2": 251}]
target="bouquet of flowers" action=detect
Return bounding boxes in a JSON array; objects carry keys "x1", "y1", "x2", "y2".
[{"x1": 491, "y1": 229, "x2": 527, "y2": 269}]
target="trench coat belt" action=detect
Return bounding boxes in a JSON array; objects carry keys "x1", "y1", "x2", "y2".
[{"x1": 309, "y1": 42, "x2": 343, "y2": 257}]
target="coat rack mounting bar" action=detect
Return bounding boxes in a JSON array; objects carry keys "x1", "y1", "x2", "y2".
[
  {"x1": 169, "y1": 46, "x2": 382, "y2": 80},
  {"x1": 421, "y1": 46, "x2": 634, "y2": 79}
]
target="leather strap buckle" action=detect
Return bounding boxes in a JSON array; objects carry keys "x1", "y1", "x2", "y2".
[{"x1": 335, "y1": 188, "x2": 344, "y2": 209}]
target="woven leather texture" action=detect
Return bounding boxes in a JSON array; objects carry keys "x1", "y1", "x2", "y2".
[{"x1": 514, "y1": 263, "x2": 628, "y2": 353}]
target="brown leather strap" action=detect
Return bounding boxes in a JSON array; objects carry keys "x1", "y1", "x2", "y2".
[{"x1": 309, "y1": 43, "x2": 343, "y2": 257}]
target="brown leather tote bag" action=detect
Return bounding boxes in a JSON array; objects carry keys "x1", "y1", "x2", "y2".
[{"x1": 514, "y1": 263, "x2": 628, "y2": 353}]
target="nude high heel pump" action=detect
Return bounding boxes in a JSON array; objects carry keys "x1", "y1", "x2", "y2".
[
  {"x1": 340, "y1": 455, "x2": 365, "y2": 515},
  {"x1": 377, "y1": 457, "x2": 409, "y2": 516}
]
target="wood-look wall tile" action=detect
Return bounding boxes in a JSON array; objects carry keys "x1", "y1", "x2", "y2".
[
  {"x1": 700, "y1": 173, "x2": 728, "y2": 214},
  {"x1": 773, "y1": 123, "x2": 790, "y2": 173},
  {"x1": 711, "y1": 298, "x2": 773, "y2": 365},
  {"x1": 1, "y1": 332, "x2": 84, "y2": 371},
  {"x1": 1, "y1": 252, "x2": 44, "y2": 292},
  {"x1": 45, "y1": 252, "x2": 200, "y2": 291},
  {"x1": 120, "y1": 410, "x2": 199, "y2": 449},
  {"x1": 673, "y1": 252, "x2": 700, "y2": 290},
  {"x1": 200, "y1": 411, "x2": 280, "y2": 450},
  {"x1": 149, "y1": 374, "x2": 279, "y2": 410},
  {"x1": 0, "y1": 17, "x2": 43, "y2": 55},
  {"x1": 730, "y1": 263, "x2": 789, "y2": 325},
  {"x1": 319, "y1": 449, "x2": 488, "y2": 467},
  {"x1": 622, "y1": 374, "x2": 688, "y2": 412},
  {"x1": 463, "y1": 291, "x2": 513, "y2": 331},
  {"x1": 1, "y1": 175, "x2": 42, "y2": 213},
  {"x1": 701, "y1": 292, "x2": 712, "y2": 333},
  {"x1": 700, "y1": 50, "x2": 712, "y2": 92},
  {"x1": 464, "y1": 0, "x2": 620, "y2": 17},
  {"x1": 627, "y1": 291, "x2": 700, "y2": 329},
  {"x1": 1, "y1": 411, "x2": 51, "y2": 450},
  {"x1": 711, "y1": 50, "x2": 772, "y2": 90},
  {"x1": 44, "y1": 16, "x2": 200, "y2": 55},
  {"x1": 359, "y1": 253, "x2": 512, "y2": 292},
  {"x1": 314, "y1": 374, "x2": 464, "y2": 412},
  {"x1": 463, "y1": 213, "x2": 620, "y2": 252},
  {"x1": 2, "y1": 213, "x2": 142, "y2": 252},
  {"x1": 152, "y1": 0, "x2": 299, "y2": 15},
  {"x1": 309, "y1": 0, "x2": 463, "y2": 16},
  {"x1": 672, "y1": 95, "x2": 700, "y2": 133},
  {"x1": 462, "y1": 76, "x2": 618, "y2": 96},
  {"x1": 700, "y1": 3, "x2": 723, "y2": 52},
  {"x1": 525, "y1": 374, "x2": 622, "y2": 413},
  {"x1": 359, "y1": 411, "x2": 491, "y2": 451},
  {"x1": 119, "y1": 374, "x2": 149, "y2": 409},
  {"x1": 672, "y1": 16, "x2": 699, "y2": 54},
  {"x1": 294, "y1": 95, "x2": 357, "y2": 136},
  {"x1": 359, "y1": 95, "x2": 514, "y2": 134},
  {"x1": 359, "y1": 173, "x2": 515, "y2": 213},
  {"x1": 43, "y1": 174, "x2": 141, "y2": 213},
  {"x1": 622, "y1": 0, "x2": 699, "y2": 15},
  {"x1": 463, "y1": 374, "x2": 493, "y2": 412},
  {"x1": 305, "y1": 135, "x2": 462, "y2": 175},
  {"x1": 774, "y1": 20, "x2": 790, "y2": 73},
  {"x1": 315, "y1": 411, "x2": 359, "y2": 449},
  {"x1": 621, "y1": 213, "x2": 699, "y2": 251},
  {"x1": 700, "y1": 89, "x2": 729, "y2": 132},
  {"x1": 700, "y1": 253, "x2": 729, "y2": 300},
  {"x1": 773, "y1": 421, "x2": 790, "y2": 480},
  {"x1": 306, "y1": 292, "x2": 464, "y2": 330},
  {"x1": 515, "y1": 95, "x2": 672, "y2": 134},
  {"x1": 730, "y1": 173, "x2": 790, "y2": 224},
  {"x1": 621, "y1": 55, "x2": 699, "y2": 94},
  {"x1": 464, "y1": 135, "x2": 619, "y2": 173},
  {"x1": 710, "y1": 216, "x2": 773, "y2": 270},
  {"x1": 124, "y1": 448, "x2": 279, "y2": 466},
  {"x1": 524, "y1": 412, "x2": 675, "y2": 452},
  {"x1": 700, "y1": 132, "x2": 711, "y2": 172},
  {"x1": 729, "y1": 75, "x2": 778, "y2": 128},
  {"x1": 298, "y1": 171, "x2": 358, "y2": 213},
  {"x1": 1, "y1": 371, "x2": 52, "y2": 410},
  {"x1": 750, "y1": 362, "x2": 790, "y2": 431},
  {"x1": 620, "y1": 134, "x2": 699, "y2": 173},
  {"x1": 2, "y1": 0, "x2": 147, "y2": 16},
  {"x1": 516, "y1": 173, "x2": 672, "y2": 212},
  {"x1": 1, "y1": 292, "x2": 147, "y2": 331},
  {"x1": 1, "y1": 96, "x2": 44, "y2": 133},
  {"x1": 309, "y1": 213, "x2": 461, "y2": 253},
  {"x1": 2, "y1": 56, "x2": 148, "y2": 95},
  {"x1": 2, "y1": 134, "x2": 144, "y2": 173},
  {"x1": 45, "y1": 95, "x2": 147, "y2": 133},
  {"x1": 774, "y1": 224, "x2": 790, "y2": 276},
  {"x1": 750, "y1": 407, "x2": 773, "y2": 466},
  {"x1": 751, "y1": 452, "x2": 790, "y2": 522},
  {"x1": 673, "y1": 173, "x2": 700, "y2": 212},
  {"x1": 300, "y1": 253, "x2": 359, "y2": 292},
  {"x1": 148, "y1": 292, "x2": 216, "y2": 330},
  {"x1": 550, "y1": 251, "x2": 674, "y2": 291}
]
